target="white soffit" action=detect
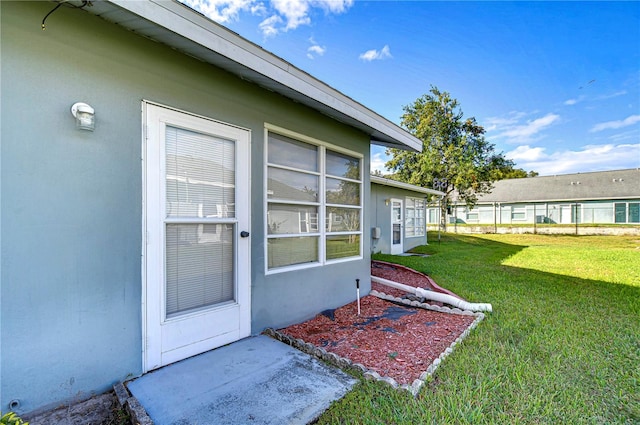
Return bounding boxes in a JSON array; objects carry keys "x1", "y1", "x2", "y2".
[
  {"x1": 82, "y1": 0, "x2": 421, "y2": 151},
  {"x1": 371, "y1": 175, "x2": 444, "y2": 197}
]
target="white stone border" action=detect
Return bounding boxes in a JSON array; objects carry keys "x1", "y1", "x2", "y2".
[{"x1": 264, "y1": 293, "x2": 485, "y2": 397}]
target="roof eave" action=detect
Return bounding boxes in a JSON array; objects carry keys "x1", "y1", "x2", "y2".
[
  {"x1": 82, "y1": 0, "x2": 420, "y2": 151},
  {"x1": 371, "y1": 175, "x2": 444, "y2": 196}
]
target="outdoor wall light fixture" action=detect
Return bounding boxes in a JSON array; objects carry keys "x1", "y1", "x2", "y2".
[
  {"x1": 71, "y1": 102, "x2": 95, "y2": 131},
  {"x1": 385, "y1": 199, "x2": 390, "y2": 206}
]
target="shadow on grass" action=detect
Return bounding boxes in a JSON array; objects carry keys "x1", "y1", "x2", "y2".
[{"x1": 344, "y1": 233, "x2": 640, "y2": 424}]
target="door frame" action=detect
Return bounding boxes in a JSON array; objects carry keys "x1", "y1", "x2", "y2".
[
  {"x1": 390, "y1": 198, "x2": 403, "y2": 254},
  {"x1": 141, "y1": 101, "x2": 251, "y2": 372}
]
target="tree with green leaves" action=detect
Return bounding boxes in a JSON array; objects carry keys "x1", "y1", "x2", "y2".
[{"x1": 386, "y1": 86, "x2": 518, "y2": 230}]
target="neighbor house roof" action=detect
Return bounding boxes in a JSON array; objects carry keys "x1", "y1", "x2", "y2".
[
  {"x1": 465, "y1": 168, "x2": 640, "y2": 204},
  {"x1": 371, "y1": 175, "x2": 445, "y2": 197},
  {"x1": 80, "y1": 0, "x2": 421, "y2": 151}
]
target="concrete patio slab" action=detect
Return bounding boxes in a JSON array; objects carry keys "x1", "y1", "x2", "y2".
[{"x1": 126, "y1": 335, "x2": 357, "y2": 425}]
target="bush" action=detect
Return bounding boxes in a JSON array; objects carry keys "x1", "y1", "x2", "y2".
[{"x1": 1, "y1": 412, "x2": 29, "y2": 425}]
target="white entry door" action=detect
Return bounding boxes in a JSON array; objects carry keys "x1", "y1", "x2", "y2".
[
  {"x1": 390, "y1": 198, "x2": 403, "y2": 254},
  {"x1": 143, "y1": 103, "x2": 251, "y2": 372},
  {"x1": 560, "y1": 205, "x2": 572, "y2": 224}
]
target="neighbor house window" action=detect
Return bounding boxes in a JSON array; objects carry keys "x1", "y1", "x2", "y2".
[
  {"x1": 266, "y1": 129, "x2": 362, "y2": 271},
  {"x1": 405, "y1": 197, "x2": 425, "y2": 237},
  {"x1": 629, "y1": 203, "x2": 640, "y2": 223},
  {"x1": 615, "y1": 202, "x2": 640, "y2": 223},
  {"x1": 615, "y1": 203, "x2": 626, "y2": 223},
  {"x1": 466, "y1": 209, "x2": 479, "y2": 221},
  {"x1": 511, "y1": 207, "x2": 526, "y2": 221}
]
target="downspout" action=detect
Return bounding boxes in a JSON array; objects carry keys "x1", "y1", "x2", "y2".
[
  {"x1": 493, "y1": 202, "x2": 497, "y2": 234},
  {"x1": 371, "y1": 276, "x2": 493, "y2": 312}
]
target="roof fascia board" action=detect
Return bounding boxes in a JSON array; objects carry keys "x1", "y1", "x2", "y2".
[
  {"x1": 371, "y1": 175, "x2": 444, "y2": 196},
  {"x1": 459, "y1": 196, "x2": 640, "y2": 204},
  {"x1": 105, "y1": 0, "x2": 421, "y2": 151}
]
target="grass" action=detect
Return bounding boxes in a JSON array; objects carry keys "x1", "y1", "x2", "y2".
[{"x1": 315, "y1": 233, "x2": 640, "y2": 424}]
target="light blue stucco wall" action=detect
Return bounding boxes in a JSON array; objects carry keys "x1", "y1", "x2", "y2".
[
  {"x1": 370, "y1": 183, "x2": 427, "y2": 254},
  {"x1": 1, "y1": 1, "x2": 370, "y2": 414}
]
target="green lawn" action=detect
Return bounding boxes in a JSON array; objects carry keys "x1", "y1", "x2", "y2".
[{"x1": 316, "y1": 233, "x2": 640, "y2": 424}]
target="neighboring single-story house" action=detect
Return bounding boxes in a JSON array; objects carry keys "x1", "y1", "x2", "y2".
[
  {"x1": 0, "y1": 1, "x2": 423, "y2": 415},
  {"x1": 370, "y1": 176, "x2": 443, "y2": 254},
  {"x1": 427, "y1": 169, "x2": 640, "y2": 228}
]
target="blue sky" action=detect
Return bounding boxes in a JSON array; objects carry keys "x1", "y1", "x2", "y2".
[{"x1": 182, "y1": 0, "x2": 640, "y2": 176}]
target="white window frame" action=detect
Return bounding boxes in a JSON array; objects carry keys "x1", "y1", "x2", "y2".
[
  {"x1": 264, "y1": 124, "x2": 363, "y2": 274},
  {"x1": 466, "y1": 208, "x2": 479, "y2": 222},
  {"x1": 405, "y1": 197, "x2": 425, "y2": 238},
  {"x1": 511, "y1": 206, "x2": 526, "y2": 221}
]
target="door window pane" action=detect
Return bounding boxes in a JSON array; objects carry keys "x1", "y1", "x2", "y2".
[
  {"x1": 268, "y1": 133, "x2": 318, "y2": 171},
  {"x1": 392, "y1": 224, "x2": 401, "y2": 244},
  {"x1": 165, "y1": 224, "x2": 234, "y2": 316},
  {"x1": 165, "y1": 126, "x2": 235, "y2": 218},
  {"x1": 393, "y1": 203, "x2": 402, "y2": 221}
]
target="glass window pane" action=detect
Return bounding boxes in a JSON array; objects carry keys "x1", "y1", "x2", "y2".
[
  {"x1": 268, "y1": 237, "x2": 318, "y2": 269},
  {"x1": 326, "y1": 150, "x2": 360, "y2": 179},
  {"x1": 326, "y1": 234, "x2": 360, "y2": 260},
  {"x1": 268, "y1": 204, "x2": 319, "y2": 234},
  {"x1": 629, "y1": 203, "x2": 639, "y2": 223},
  {"x1": 165, "y1": 224, "x2": 234, "y2": 316},
  {"x1": 393, "y1": 204, "x2": 402, "y2": 221},
  {"x1": 268, "y1": 168, "x2": 318, "y2": 202},
  {"x1": 268, "y1": 133, "x2": 318, "y2": 171},
  {"x1": 166, "y1": 126, "x2": 235, "y2": 218},
  {"x1": 326, "y1": 207, "x2": 360, "y2": 232},
  {"x1": 615, "y1": 203, "x2": 626, "y2": 223},
  {"x1": 326, "y1": 178, "x2": 360, "y2": 205}
]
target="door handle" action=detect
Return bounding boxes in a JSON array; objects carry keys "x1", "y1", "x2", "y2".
[{"x1": 240, "y1": 231, "x2": 250, "y2": 238}]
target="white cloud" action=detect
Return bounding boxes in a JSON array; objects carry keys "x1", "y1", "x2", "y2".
[
  {"x1": 506, "y1": 143, "x2": 640, "y2": 175},
  {"x1": 181, "y1": 0, "x2": 255, "y2": 23},
  {"x1": 564, "y1": 98, "x2": 578, "y2": 106},
  {"x1": 490, "y1": 113, "x2": 560, "y2": 143},
  {"x1": 595, "y1": 90, "x2": 628, "y2": 101},
  {"x1": 250, "y1": 2, "x2": 267, "y2": 15},
  {"x1": 307, "y1": 44, "x2": 326, "y2": 59},
  {"x1": 271, "y1": 0, "x2": 311, "y2": 30},
  {"x1": 359, "y1": 45, "x2": 392, "y2": 62},
  {"x1": 590, "y1": 114, "x2": 640, "y2": 132},
  {"x1": 259, "y1": 15, "x2": 282, "y2": 37},
  {"x1": 483, "y1": 111, "x2": 527, "y2": 132},
  {"x1": 262, "y1": 0, "x2": 353, "y2": 36},
  {"x1": 182, "y1": 0, "x2": 354, "y2": 37},
  {"x1": 315, "y1": 0, "x2": 353, "y2": 14},
  {"x1": 506, "y1": 145, "x2": 546, "y2": 162},
  {"x1": 370, "y1": 151, "x2": 390, "y2": 174}
]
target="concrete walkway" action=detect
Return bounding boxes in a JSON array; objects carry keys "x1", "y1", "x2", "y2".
[{"x1": 127, "y1": 335, "x2": 357, "y2": 425}]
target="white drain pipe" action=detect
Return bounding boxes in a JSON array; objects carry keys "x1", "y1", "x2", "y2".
[{"x1": 371, "y1": 276, "x2": 492, "y2": 312}]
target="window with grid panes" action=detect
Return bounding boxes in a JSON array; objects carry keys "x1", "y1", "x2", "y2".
[
  {"x1": 266, "y1": 131, "x2": 362, "y2": 271},
  {"x1": 405, "y1": 197, "x2": 425, "y2": 237}
]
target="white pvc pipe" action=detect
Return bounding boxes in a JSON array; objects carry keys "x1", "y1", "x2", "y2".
[{"x1": 371, "y1": 276, "x2": 492, "y2": 312}]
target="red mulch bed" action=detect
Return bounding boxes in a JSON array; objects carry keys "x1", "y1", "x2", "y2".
[
  {"x1": 278, "y1": 263, "x2": 480, "y2": 386},
  {"x1": 371, "y1": 260, "x2": 463, "y2": 300}
]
